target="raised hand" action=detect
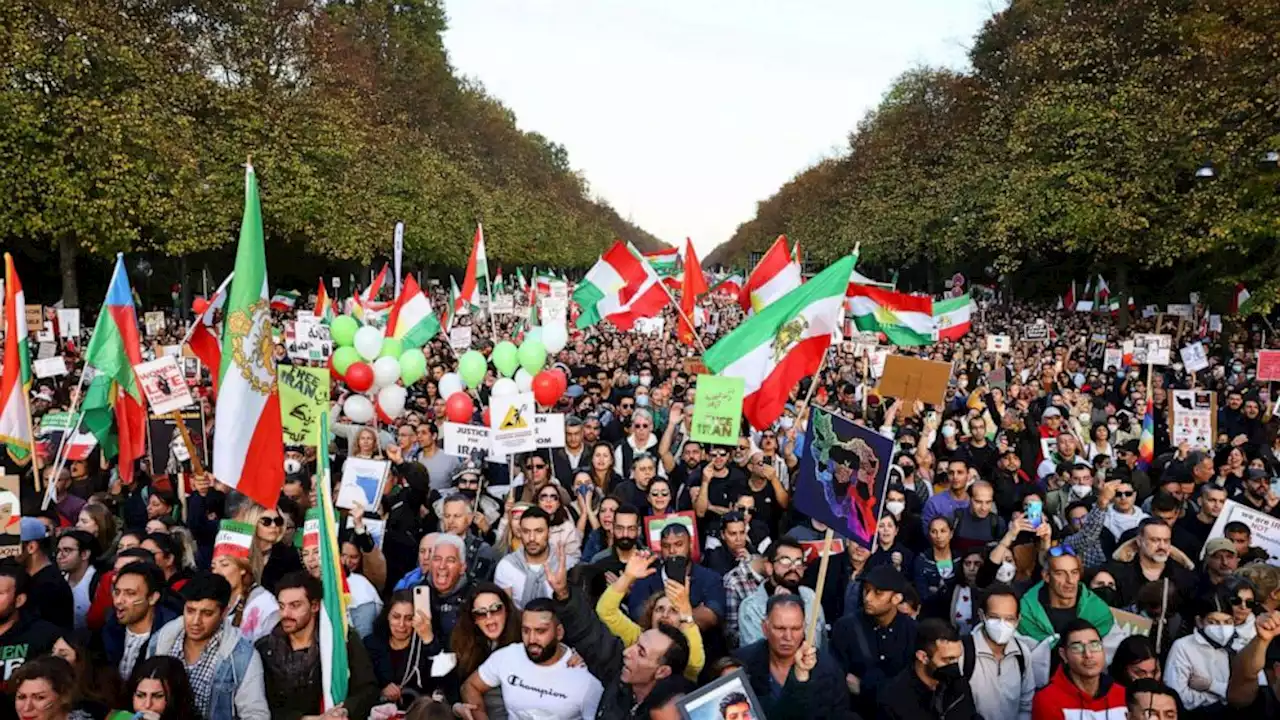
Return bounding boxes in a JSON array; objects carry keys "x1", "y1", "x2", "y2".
[{"x1": 623, "y1": 549, "x2": 658, "y2": 581}]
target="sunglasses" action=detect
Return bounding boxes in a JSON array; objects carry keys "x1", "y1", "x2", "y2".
[
  {"x1": 710, "y1": 450, "x2": 729, "y2": 457},
  {"x1": 734, "y1": 505, "x2": 754, "y2": 514},
  {"x1": 649, "y1": 490, "x2": 670, "y2": 498},
  {"x1": 1115, "y1": 490, "x2": 1135, "y2": 498},
  {"x1": 260, "y1": 516, "x2": 285, "y2": 527},
  {"x1": 538, "y1": 493, "x2": 560, "y2": 502},
  {"x1": 525, "y1": 463, "x2": 547, "y2": 471},
  {"x1": 1048, "y1": 544, "x2": 1076, "y2": 558},
  {"x1": 620, "y1": 403, "x2": 634, "y2": 409},
  {"x1": 472, "y1": 602, "x2": 504, "y2": 619},
  {"x1": 633, "y1": 422, "x2": 651, "y2": 429},
  {"x1": 1230, "y1": 596, "x2": 1256, "y2": 609}
]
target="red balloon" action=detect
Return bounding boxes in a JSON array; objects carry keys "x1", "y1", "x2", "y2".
[
  {"x1": 327, "y1": 355, "x2": 342, "y2": 381},
  {"x1": 482, "y1": 407, "x2": 491, "y2": 427},
  {"x1": 446, "y1": 392, "x2": 475, "y2": 423},
  {"x1": 192, "y1": 297, "x2": 210, "y2": 315},
  {"x1": 345, "y1": 362, "x2": 374, "y2": 392},
  {"x1": 532, "y1": 371, "x2": 561, "y2": 407},
  {"x1": 551, "y1": 368, "x2": 569, "y2": 396}
]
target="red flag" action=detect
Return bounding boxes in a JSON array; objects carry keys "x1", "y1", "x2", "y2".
[{"x1": 679, "y1": 238, "x2": 708, "y2": 345}]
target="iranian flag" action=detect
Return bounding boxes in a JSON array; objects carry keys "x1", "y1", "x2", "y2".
[
  {"x1": 315, "y1": 413, "x2": 351, "y2": 710},
  {"x1": 847, "y1": 285, "x2": 935, "y2": 346},
  {"x1": 358, "y1": 264, "x2": 391, "y2": 310},
  {"x1": 385, "y1": 275, "x2": 440, "y2": 349},
  {"x1": 705, "y1": 254, "x2": 856, "y2": 430},
  {"x1": 740, "y1": 235, "x2": 801, "y2": 312},
  {"x1": 269, "y1": 290, "x2": 299, "y2": 311},
  {"x1": 711, "y1": 274, "x2": 743, "y2": 297},
  {"x1": 643, "y1": 247, "x2": 681, "y2": 278},
  {"x1": 933, "y1": 293, "x2": 973, "y2": 341},
  {"x1": 492, "y1": 267, "x2": 506, "y2": 295},
  {"x1": 573, "y1": 241, "x2": 669, "y2": 330},
  {"x1": 183, "y1": 272, "x2": 233, "y2": 396},
  {"x1": 0, "y1": 254, "x2": 32, "y2": 464},
  {"x1": 1230, "y1": 283, "x2": 1252, "y2": 315},
  {"x1": 213, "y1": 164, "x2": 285, "y2": 509},
  {"x1": 456, "y1": 224, "x2": 490, "y2": 314},
  {"x1": 314, "y1": 279, "x2": 334, "y2": 323},
  {"x1": 516, "y1": 267, "x2": 528, "y2": 292}
]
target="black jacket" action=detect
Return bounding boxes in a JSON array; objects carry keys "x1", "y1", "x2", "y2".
[
  {"x1": 364, "y1": 631, "x2": 460, "y2": 707},
  {"x1": 383, "y1": 460, "x2": 433, "y2": 587},
  {"x1": 27, "y1": 563, "x2": 74, "y2": 632},
  {"x1": 1104, "y1": 555, "x2": 1197, "y2": 609},
  {"x1": 876, "y1": 665, "x2": 982, "y2": 720},
  {"x1": 830, "y1": 611, "x2": 916, "y2": 717},
  {"x1": 733, "y1": 638, "x2": 857, "y2": 720},
  {"x1": 0, "y1": 613, "x2": 64, "y2": 720}
]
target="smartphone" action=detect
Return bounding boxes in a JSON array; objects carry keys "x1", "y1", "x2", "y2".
[
  {"x1": 663, "y1": 556, "x2": 689, "y2": 581},
  {"x1": 413, "y1": 585, "x2": 432, "y2": 617},
  {"x1": 1026, "y1": 500, "x2": 1043, "y2": 530},
  {"x1": 576, "y1": 484, "x2": 591, "y2": 497}
]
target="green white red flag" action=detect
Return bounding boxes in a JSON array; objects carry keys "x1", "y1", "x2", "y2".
[
  {"x1": 0, "y1": 254, "x2": 32, "y2": 464},
  {"x1": 573, "y1": 241, "x2": 669, "y2": 330},
  {"x1": 456, "y1": 224, "x2": 489, "y2": 314}
]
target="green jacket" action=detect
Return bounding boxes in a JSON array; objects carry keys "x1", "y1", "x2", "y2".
[{"x1": 1017, "y1": 580, "x2": 1115, "y2": 643}]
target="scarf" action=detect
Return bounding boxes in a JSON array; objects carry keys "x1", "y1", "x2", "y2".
[
  {"x1": 507, "y1": 550, "x2": 549, "y2": 608},
  {"x1": 172, "y1": 629, "x2": 223, "y2": 718},
  {"x1": 1102, "y1": 506, "x2": 1147, "y2": 540}
]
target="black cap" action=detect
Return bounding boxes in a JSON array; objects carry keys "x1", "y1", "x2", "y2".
[
  {"x1": 1117, "y1": 439, "x2": 1139, "y2": 454},
  {"x1": 1247, "y1": 467, "x2": 1269, "y2": 481},
  {"x1": 863, "y1": 566, "x2": 907, "y2": 595}
]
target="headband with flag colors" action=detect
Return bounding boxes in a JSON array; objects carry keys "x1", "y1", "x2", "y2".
[
  {"x1": 316, "y1": 414, "x2": 351, "y2": 710},
  {"x1": 213, "y1": 520, "x2": 255, "y2": 561},
  {"x1": 739, "y1": 235, "x2": 801, "y2": 313},
  {"x1": 456, "y1": 224, "x2": 489, "y2": 314},
  {"x1": 81, "y1": 254, "x2": 146, "y2": 485},
  {"x1": 0, "y1": 254, "x2": 32, "y2": 464},
  {"x1": 213, "y1": 164, "x2": 285, "y2": 510},
  {"x1": 706, "y1": 254, "x2": 856, "y2": 430},
  {"x1": 183, "y1": 272, "x2": 234, "y2": 396},
  {"x1": 678, "y1": 238, "x2": 708, "y2": 346},
  {"x1": 385, "y1": 275, "x2": 441, "y2": 349},
  {"x1": 573, "y1": 241, "x2": 669, "y2": 330}
]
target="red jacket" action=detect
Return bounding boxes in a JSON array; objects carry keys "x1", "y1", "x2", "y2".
[{"x1": 1031, "y1": 666, "x2": 1127, "y2": 720}]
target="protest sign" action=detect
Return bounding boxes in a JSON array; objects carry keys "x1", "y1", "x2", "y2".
[
  {"x1": 1257, "y1": 351, "x2": 1280, "y2": 382},
  {"x1": 38, "y1": 412, "x2": 74, "y2": 433},
  {"x1": 539, "y1": 297, "x2": 567, "y2": 324},
  {"x1": 159, "y1": 345, "x2": 181, "y2": 359},
  {"x1": 278, "y1": 366, "x2": 329, "y2": 447},
  {"x1": 144, "y1": 311, "x2": 166, "y2": 337},
  {"x1": 56, "y1": 309, "x2": 80, "y2": 340},
  {"x1": 689, "y1": 375, "x2": 745, "y2": 445},
  {"x1": 1208, "y1": 315, "x2": 1222, "y2": 333},
  {"x1": 441, "y1": 422, "x2": 492, "y2": 459},
  {"x1": 490, "y1": 294, "x2": 514, "y2": 314},
  {"x1": 1142, "y1": 305, "x2": 1158, "y2": 319},
  {"x1": 1109, "y1": 608, "x2": 1153, "y2": 639},
  {"x1": 449, "y1": 325, "x2": 473, "y2": 352},
  {"x1": 285, "y1": 317, "x2": 333, "y2": 362},
  {"x1": 0, "y1": 474, "x2": 19, "y2": 560},
  {"x1": 147, "y1": 409, "x2": 205, "y2": 472},
  {"x1": 799, "y1": 537, "x2": 846, "y2": 566},
  {"x1": 35, "y1": 342, "x2": 55, "y2": 360},
  {"x1": 1022, "y1": 323, "x2": 1049, "y2": 342},
  {"x1": 490, "y1": 391, "x2": 538, "y2": 454},
  {"x1": 1170, "y1": 390, "x2": 1215, "y2": 451},
  {"x1": 337, "y1": 457, "x2": 390, "y2": 510},
  {"x1": 344, "y1": 517, "x2": 386, "y2": 549},
  {"x1": 134, "y1": 357, "x2": 195, "y2": 415},
  {"x1": 1103, "y1": 349, "x2": 1123, "y2": 372},
  {"x1": 1179, "y1": 343, "x2": 1209, "y2": 374},
  {"x1": 1206, "y1": 500, "x2": 1280, "y2": 565},
  {"x1": 875, "y1": 355, "x2": 951, "y2": 411},
  {"x1": 676, "y1": 669, "x2": 764, "y2": 720},
  {"x1": 36, "y1": 322, "x2": 54, "y2": 343},
  {"x1": 491, "y1": 413, "x2": 567, "y2": 461},
  {"x1": 793, "y1": 407, "x2": 894, "y2": 549},
  {"x1": 868, "y1": 347, "x2": 889, "y2": 378},
  {"x1": 24, "y1": 305, "x2": 42, "y2": 335},
  {"x1": 1075, "y1": 300, "x2": 1094, "y2": 312},
  {"x1": 1132, "y1": 333, "x2": 1171, "y2": 365},
  {"x1": 1166, "y1": 303, "x2": 1194, "y2": 318},
  {"x1": 643, "y1": 511, "x2": 700, "y2": 562},
  {"x1": 633, "y1": 316, "x2": 665, "y2": 335},
  {"x1": 985, "y1": 335, "x2": 1012, "y2": 353},
  {"x1": 32, "y1": 357, "x2": 67, "y2": 379}
]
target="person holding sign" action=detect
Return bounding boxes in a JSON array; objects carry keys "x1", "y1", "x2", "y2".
[
  {"x1": 731, "y1": 595, "x2": 842, "y2": 720},
  {"x1": 736, "y1": 538, "x2": 826, "y2": 650}
]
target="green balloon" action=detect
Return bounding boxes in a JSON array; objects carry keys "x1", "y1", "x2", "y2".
[
  {"x1": 332, "y1": 346, "x2": 360, "y2": 375},
  {"x1": 492, "y1": 341, "x2": 520, "y2": 378},
  {"x1": 459, "y1": 350, "x2": 488, "y2": 389},
  {"x1": 518, "y1": 338, "x2": 547, "y2": 374},
  {"x1": 380, "y1": 337, "x2": 404, "y2": 359},
  {"x1": 330, "y1": 315, "x2": 359, "y2": 347},
  {"x1": 400, "y1": 349, "x2": 427, "y2": 385}
]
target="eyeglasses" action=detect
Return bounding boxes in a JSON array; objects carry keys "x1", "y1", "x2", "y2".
[
  {"x1": 1066, "y1": 640, "x2": 1104, "y2": 656},
  {"x1": 259, "y1": 516, "x2": 285, "y2": 527},
  {"x1": 620, "y1": 402, "x2": 634, "y2": 409},
  {"x1": 471, "y1": 602, "x2": 504, "y2": 618},
  {"x1": 1230, "y1": 596, "x2": 1256, "y2": 609},
  {"x1": 1048, "y1": 544, "x2": 1076, "y2": 558},
  {"x1": 773, "y1": 557, "x2": 804, "y2": 569}
]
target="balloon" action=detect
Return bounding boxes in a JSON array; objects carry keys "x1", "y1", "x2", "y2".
[
  {"x1": 525, "y1": 326, "x2": 543, "y2": 345},
  {"x1": 327, "y1": 355, "x2": 342, "y2": 381},
  {"x1": 354, "y1": 325, "x2": 383, "y2": 361},
  {"x1": 377, "y1": 385, "x2": 407, "y2": 419},
  {"x1": 543, "y1": 323, "x2": 568, "y2": 354},
  {"x1": 343, "y1": 394, "x2": 374, "y2": 424},
  {"x1": 331, "y1": 316, "x2": 359, "y2": 347},
  {"x1": 345, "y1": 362, "x2": 374, "y2": 392},
  {"x1": 379, "y1": 337, "x2": 403, "y2": 360},
  {"x1": 332, "y1": 346, "x2": 361, "y2": 375},
  {"x1": 446, "y1": 392, "x2": 474, "y2": 423},
  {"x1": 515, "y1": 368, "x2": 533, "y2": 392},
  {"x1": 192, "y1": 297, "x2": 210, "y2": 315},
  {"x1": 551, "y1": 367, "x2": 569, "y2": 396},
  {"x1": 375, "y1": 399, "x2": 394, "y2": 425},
  {"x1": 400, "y1": 350, "x2": 427, "y2": 385},
  {"x1": 439, "y1": 372, "x2": 465, "y2": 399},
  {"x1": 492, "y1": 341, "x2": 519, "y2": 378},
  {"x1": 532, "y1": 370, "x2": 562, "y2": 406},
  {"x1": 458, "y1": 351, "x2": 488, "y2": 389},
  {"x1": 517, "y1": 339, "x2": 547, "y2": 375},
  {"x1": 482, "y1": 407, "x2": 491, "y2": 427},
  {"x1": 373, "y1": 356, "x2": 401, "y2": 388},
  {"x1": 492, "y1": 378, "x2": 519, "y2": 398}
]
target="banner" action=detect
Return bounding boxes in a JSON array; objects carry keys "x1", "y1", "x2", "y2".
[
  {"x1": 1258, "y1": 351, "x2": 1280, "y2": 382},
  {"x1": 689, "y1": 375, "x2": 745, "y2": 445},
  {"x1": 1170, "y1": 390, "x2": 1215, "y2": 451},
  {"x1": 134, "y1": 357, "x2": 195, "y2": 415},
  {"x1": 441, "y1": 422, "x2": 492, "y2": 459},
  {"x1": 449, "y1": 325, "x2": 473, "y2": 352},
  {"x1": 793, "y1": 407, "x2": 894, "y2": 549},
  {"x1": 1206, "y1": 499, "x2": 1280, "y2": 565},
  {"x1": 278, "y1": 366, "x2": 329, "y2": 447}
]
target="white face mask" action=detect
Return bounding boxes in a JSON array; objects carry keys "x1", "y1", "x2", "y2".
[
  {"x1": 1070, "y1": 484, "x2": 1093, "y2": 499},
  {"x1": 995, "y1": 561, "x2": 1016, "y2": 583},
  {"x1": 284, "y1": 458, "x2": 302, "y2": 475},
  {"x1": 984, "y1": 617, "x2": 1016, "y2": 645},
  {"x1": 885, "y1": 500, "x2": 906, "y2": 517},
  {"x1": 778, "y1": 416, "x2": 794, "y2": 430},
  {"x1": 1203, "y1": 624, "x2": 1235, "y2": 647},
  {"x1": 639, "y1": 375, "x2": 652, "y2": 387},
  {"x1": 941, "y1": 425, "x2": 957, "y2": 438}
]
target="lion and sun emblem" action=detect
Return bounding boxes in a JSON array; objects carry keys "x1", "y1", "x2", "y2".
[{"x1": 227, "y1": 299, "x2": 277, "y2": 394}]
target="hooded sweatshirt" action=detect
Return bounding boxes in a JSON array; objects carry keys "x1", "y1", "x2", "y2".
[
  {"x1": 1031, "y1": 666, "x2": 1126, "y2": 719},
  {"x1": 1017, "y1": 581, "x2": 1115, "y2": 644}
]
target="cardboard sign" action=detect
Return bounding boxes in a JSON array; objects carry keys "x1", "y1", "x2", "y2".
[
  {"x1": 337, "y1": 457, "x2": 390, "y2": 511},
  {"x1": 56, "y1": 309, "x2": 80, "y2": 340},
  {"x1": 985, "y1": 335, "x2": 1011, "y2": 353},
  {"x1": 144, "y1": 311, "x2": 166, "y2": 337},
  {"x1": 24, "y1": 305, "x2": 42, "y2": 335},
  {"x1": 1110, "y1": 608, "x2": 1153, "y2": 638},
  {"x1": 1022, "y1": 323, "x2": 1049, "y2": 342},
  {"x1": 1258, "y1": 351, "x2": 1280, "y2": 382},
  {"x1": 690, "y1": 375, "x2": 745, "y2": 443},
  {"x1": 147, "y1": 409, "x2": 205, "y2": 472},
  {"x1": 1205, "y1": 500, "x2": 1280, "y2": 565},
  {"x1": 1103, "y1": 349, "x2": 1124, "y2": 372},
  {"x1": 1170, "y1": 390, "x2": 1215, "y2": 451},
  {"x1": 449, "y1": 325, "x2": 473, "y2": 352},
  {"x1": 490, "y1": 391, "x2": 538, "y2": 454},
  {"x1": 643, "y1": 511, "x2": 700, "y2": 562},
  {"x1": 1166, "y1": 303, "x2": 1194, "y2": 319},
  {"x1": 279, "y1": 366, "x2": 329, "y2": 447},
  {"x1": 0, "y1": 474, "x2": 20, "y2": 560},
  {"x1": 32, "y1": 356, "x2": 67, "y2": 379},
  {"x1": 134, "y1": 357, "x2": 195, "y2": 415},
  {"x1": 490, "y1": 294, "x2": 514, "y2": 314},
  {"x1": 442, "y1": 422, "x2": 492, "y2": 459},
  {"x1": 1179, "y1": 343, "x2": 1209, "y2": 374},
  {"x1": 1132, "y1": 333, "x2": 1171, "y2": 366},
  {"x1": 875, "y1": 355, "x2": 951, "y2": 411}
]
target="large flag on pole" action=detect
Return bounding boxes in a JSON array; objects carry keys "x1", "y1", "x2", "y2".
[
  {"x1": 457, "y1": 224, "x2": 490, "y2": 314},
  {"x1": 385, "y1": 275, "x2": 441, "y2": 349},
  {"x1": 573, "y1": 241, "x2": 669, "y2": 330},
  {"x1": 678, "y1": 238, "x2": 708, "y2": 345},
  {"x1": 847, "y1": 285, "x2": 935, "y2": 346},
  {"x1": 315, "y1": 279, "x2": 334, "y2": 323},
  {"x1": 184, "y1": 272, "x2": 234, "y2": 396},
  {"x1": 0, "y1": 255, "x2": 33, "y2": 463},
  {"x1": 706, "y1": 255, "x2": 856, "y2": 430},
  {"x1": 739, "y1": 235, "x2": 801, "y2": 312},
  {"x1": 314, "y1": 412, "x2": 351, "y2": 710},
  {"x1": 933, "y1": 293, "x2": 973, "y2": 341},
  {"x1": 214, "y1": 164, "x2": 285, "y2": 509},
  {"x1": 81, "y1": 255, "x2": 146, "y2": 483},
  {"x1": 642, "y1": 247, "x2": 681, "y2": 278}
]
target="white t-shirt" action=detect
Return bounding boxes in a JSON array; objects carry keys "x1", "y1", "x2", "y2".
[
  {"x1": 477, "y1": 643, "x2": 603, "y2": 720},
  {"x1": 493, "y1": 556, "x2": 553, "y2": 610},
  {"x1": 67, "y1": 566, "x2": 96, "y2": 631}
]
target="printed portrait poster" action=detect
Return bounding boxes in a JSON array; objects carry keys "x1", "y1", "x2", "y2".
[
  {"x1": 677, "y1": 668, "x2": 765, "y2": 720},
  {"x1": 793, "y1": 407, "x2": 894, "y2": 549},
  {"x1": 147, "y1": 409, "x2": 206, "y2": 473},
  {"x1": 1170, "y1": 390, "x2": 1215, "y2": 451},
  {"x1": 643, "y1": 511, "x2": 701, "y2": 563},
  {"x1": 0, "y1": 474, "x2": 19, "y2": 560}
]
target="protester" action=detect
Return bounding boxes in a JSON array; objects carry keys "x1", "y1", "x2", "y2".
[
  {"x1": 831, "y1": 566, "x2": 916, "y2": 718},
  {"x1": 103, "y1": 562, "x2": 178, "y2": 681},
  {"x1": 364, "y1": 590, "x2": 457, "y2": 709},
  {"x1": 596, "y1": 551, "x2": 705, "y2": 680},
  {"x1": 963, "y1": 584, "x2": 1035, "y2": 720},
  {"x1": 448, "y1": 583, "x2": 521, "y2": 720},
  {"x1": 876, "y1": 618, "x2": 981, "y2": 720},
  {"x1": 1031, "y1": 619, "x2": 1126, "y2": 719},
  {"x1": 733, "y1": 595, "x2": 846, "y2": 719},
  {"x1": 736, "y1": 537, "x2": 826, "y2": 648}
]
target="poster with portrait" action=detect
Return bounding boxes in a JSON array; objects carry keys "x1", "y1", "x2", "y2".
[
  {"x1": 793, "y1": 407, "x2": 894, "y2": 549},
  {"x1": 1170, "y1": 390, "x2": 1215, "y2": 451},
  {"x1": 643, "y1": 511, "x2": 700, "y2": 563},
  {"x1": 147, "y1": 409, "x2": 206, "y2": 474},
  {"x1": 677, "y1": 668, "x2": 765, "y2": 720}
]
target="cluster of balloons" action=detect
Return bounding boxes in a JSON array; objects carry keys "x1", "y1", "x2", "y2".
[
  {"x1": 328, "y1": 315, "x2": 427, "y2": 424},
  {"x1": 439, "y1": 325, "x2": 571, "y2": 424}
]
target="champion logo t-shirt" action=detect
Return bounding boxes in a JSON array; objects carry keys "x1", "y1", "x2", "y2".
[{"x1": 477, "y1": 643, "x2": 603, "y2": 719}]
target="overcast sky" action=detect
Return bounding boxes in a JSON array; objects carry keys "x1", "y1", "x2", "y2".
[{"x1": 444, "y1": 1, "x2": 1001, "y2": 256}]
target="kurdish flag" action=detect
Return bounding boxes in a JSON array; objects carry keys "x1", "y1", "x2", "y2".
[
  {"x1": 573, "y1": 241, "x2": 669, "y2": 330},
  {"x1": 213, "y1": 164, "x2": 285, "y2": 509},
  {"x1": 270, "y1": 290, "x2": 300, "y2": 311},
  {"x1": 933, "y1": 293, "x2": 973, "y2": 341},
  {"x1": 316, "y1": 413, "x2": 350, "y2": 709},
  {"x1": 1137, "y1": 398, "x2": 1155, "y2": 471},
  {"x1": 315, "y1": 280, "x2": 334, "y2": 323},
  {"x1": 643, "y1": 247, "x2": 681, "y2": 277},
  {"x1": 81, "y1": 255, "x2": 146, "y2": 484},
  {"x1": 456, "y1": 224, "x2": 490, "y2": 314},
  {"x1": 706, "y1": 255, "x2": 856, "y2": 430},
  {"x1": 0, "y1": 255, "x2": 32, "y2": 463},
  {"x1": 385, "y1": 275, "x2": 440, "y2": 349},
  {"x1": 848, "y1": 285, "x2": 935, "y2": 346}
]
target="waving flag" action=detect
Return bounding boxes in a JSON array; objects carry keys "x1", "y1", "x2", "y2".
[
  {"x1": 933, "y1": 293, "x2": 973, "y2": 341},
  {"x1": 1137, "y1": 398, "x2": 1155, "y2": 471},
  {"x1": 516, "y1": 267, "x2": 528, "y2": 293},
  {"x1": 492, "y1": 267, "x2": 506, "y2": 295},
  {"x1": 848, "y1": 285, "x2": 935, "y2": 346},
  {"x1": 573, "y1": 242, "x2": 669, "y2": 330},
  {"x1": 0, "y1": 254, "x2": 32, "y2": 463},
  {"x1": 269, "y1": 290, "x2": 300, "y2": 312},
  {"x1": 213, "y1": 164, "x2": 285, "y2": 509},
  {"x1": 642, "y1": 248, "x2": 681, "y2": 278},
  {"x1": 184, "y1": 272, "x2": 234, "y2": 395},
  {"x1": 81, "y1": 255, "x2": 146, "y2": 483},
  {"x1": 386, "y1": 275, "x2": 440, "y2": 349},
  {"x1": 358, "y1": 265, "x2": 390, "y2": 309},
  {"x1": 678, "y1": 238, "x2": 707, "y2": 345},
  {"x1": 315, "y1": 413, "x2": 350, "y2": 709},
  {"x1": 457, "y1": 225, "x2": 490, "y2": 314},
  {"x1": 315, "y1": 280, "x2": 334, "y2": 323},
  {"x1": 740, "y1": 235, "x2": 801, "y2": 312}
]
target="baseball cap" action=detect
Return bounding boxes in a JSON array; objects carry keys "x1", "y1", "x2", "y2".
[
  {"x1": 1247, "y1": 468, "x2": 1269, "y2": 481},
  {"x1": 1203, "y1": 538, "x2": 1237, "y2": 558},
  {"x1": 1117, "y1": 439, "x2": 1139, "y2": 454},
  {"x1": 863, "y1": 566, "x2": 907, "y2": 595},
  {"x1": 20, "y1": 517, "x2": 46, "y2": 543},
  {"x1": 1041, "y1": 406, "x2": 1062, "y2": 419}
]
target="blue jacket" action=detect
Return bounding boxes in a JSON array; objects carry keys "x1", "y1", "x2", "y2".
[
  {"x1": 103, "y1": 604, "x2": 179, "y2": 670},
  {"x1": 148, "y1": 617, "x2": 270, "y2": 720},
  {"x1": 626, "y1": 564, "x2": 725, "y2": 621}
]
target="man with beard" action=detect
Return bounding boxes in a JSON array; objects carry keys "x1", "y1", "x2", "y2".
[
  {"x1": 1106, "y1": 519, "x2": 1197, "y2": 610},
  {"x1": 494, "y1": 507, "x2": 556, "y2": 610},
  {"x1": 0, "y1": 562, "x2": 62, "y2": 720},
  {"x1": 625, "y1": 524, "x2": 725, "y2": 635},
  {"x1": 736, "y1": 538, "x2": 827, "y2": 649},
  {"x1": 695, "y1": 445, "x2": 748, "y2": 541},
  {"x1": 461, "y1": 597, "x2": 603, "y2": 719},
  {"x1": 1175, "y1": 484, "x2": 1226, "y2": 559},
  {"x1": 1232, "y1": 467, "x2": 1280, "y2": 518},
  {"x1": 878, "y1": 618, "x2": 981, "y2": 720},
  {"x1": 584, "y1": 504, "x2": 643, "y2": 599}
]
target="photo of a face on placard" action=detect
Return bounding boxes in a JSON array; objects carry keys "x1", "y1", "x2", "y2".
[{"x1": 677, "y1": 669, "x2": 764, "y2": 720}]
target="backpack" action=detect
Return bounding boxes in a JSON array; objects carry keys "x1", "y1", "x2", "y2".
[{"x1": 962, "y1": 633, "x2": 1026, "y2": 681}]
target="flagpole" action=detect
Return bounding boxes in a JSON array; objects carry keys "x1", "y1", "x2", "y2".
[
  {"x1": 45, "y1": 367, "x2": 92, "y2": 507},
  {"x1": 22, "y1": 392, "x2": 43, "y2": 493},
  {"x1": 655, "y1": 275, "x2": 708, "y2": 355}
]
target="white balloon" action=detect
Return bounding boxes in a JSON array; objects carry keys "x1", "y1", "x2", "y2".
[
  {"x1": 353, "y1": 326, "x2": 383, "y2": 361},
  {"x1": 543, "y1": 323, "x2": 568, "y2": 353},
  {"x1": 492, "y1": 378, "x2": 519, "y2": 398},
  {"x1": 373, "y1": 356, "x2": 401, "y2": 388},
  {"x1": 343, "y1": 394, "x2": 375, "y2": 424},
  {"x1": 377, "y1": 385, "x2": 407, "y2": 419},
  {"x1": 515, "y1": 368, "x2": 533, "y2": 392},
  {"x1": 525, "y1": 326, "x2": 543, "y2": 345},
  {"x1": 438, "y1": 372, "x2": 464, "y2": 399}
]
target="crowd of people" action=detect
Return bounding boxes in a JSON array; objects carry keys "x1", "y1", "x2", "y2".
[{"x1": 2, "y1": 286, "x2": 1280, "y2": 720}]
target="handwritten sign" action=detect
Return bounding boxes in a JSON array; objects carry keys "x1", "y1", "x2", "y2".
[
  {"x1": 1022, "y1": 323, "x2": 1049, "y2": 342},
  {"x1": 133, "y1": 357, "x2": 195, "y2": 414},
  {"x1": 279, "y1": 366, "x2": 329, "y2": 447},
  {"x1": 24, "y1": 306, "x2": 42, "y2": 336},
  {"x1": 33, "y1": 357, "x2": 67, "y2": 379},
  {"x1": 690, "y1": 375, "x2": 745, "y2": 445}
]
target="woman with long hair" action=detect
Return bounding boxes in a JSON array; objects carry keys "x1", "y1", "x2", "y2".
[
  {"x1": 339, "y1": 502, "x2": 388, "y2": 592},
  {"x1": 51, "y1": 637, "x2": 118, "y2": 718},
  {"x1": 645, "y1": 476, "x2": 676, "y2": 518},
  {"x1": 587, "y1": 441, "x2": 621, "y2": 494},
  {"x1": 595, "y1": 551, "x2": 705, "y2": 680},
  {"x1": 364, "y1": 591, "x2": 459, "y2": 710},
  {"x1": 449, "y1": 583, "x2": 521, "y2": 720},
  {"x1": 580, "y1": 494, "x2": 620, "y2": 562},
  {"x1": 1108, "y1": 635, "x2": 1161, "y2": 686},
  {"x1": 106, "y1": 656, "x2": 199, "y2": 720},
  {"x1": 532, "y1": 481, "x2": 582, "y2": 569},
  {"x1": 11, "y1": 656, "x2": 88, "y2": 720},
  {"x1": 210, "y1": 539, "x2": 278, "y2": 642},
  {"x1": 353, "y1": 426, "x2": 382, "y2": 459},
  {"x1": 75, "y1": 503, "x2": 117, "y2": 561},
  {"x1": 912, "y1": 516, "x2": 957, "y2": 605},
  {"x1": 867, "y1": 512, "x2": 916, "y2": 577},
  {"x1": 235, "y1": 502, "x2": 302, "y2": 594}
]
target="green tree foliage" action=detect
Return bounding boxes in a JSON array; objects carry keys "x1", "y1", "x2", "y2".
[
  {"x1": 710, "y1": 0, "x2": 1280, "y2": 313},
  {"x1": 0, "y1": 0, "x2": 664, "y2": 302}
]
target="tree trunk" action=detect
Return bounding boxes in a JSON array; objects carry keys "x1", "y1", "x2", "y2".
[
  {"x1": 1116, "y1": 262, "x2": 1130, "y2": 330},
  {"x1": 58, "y1": 235, "x2": 78, "y2": 307}
]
